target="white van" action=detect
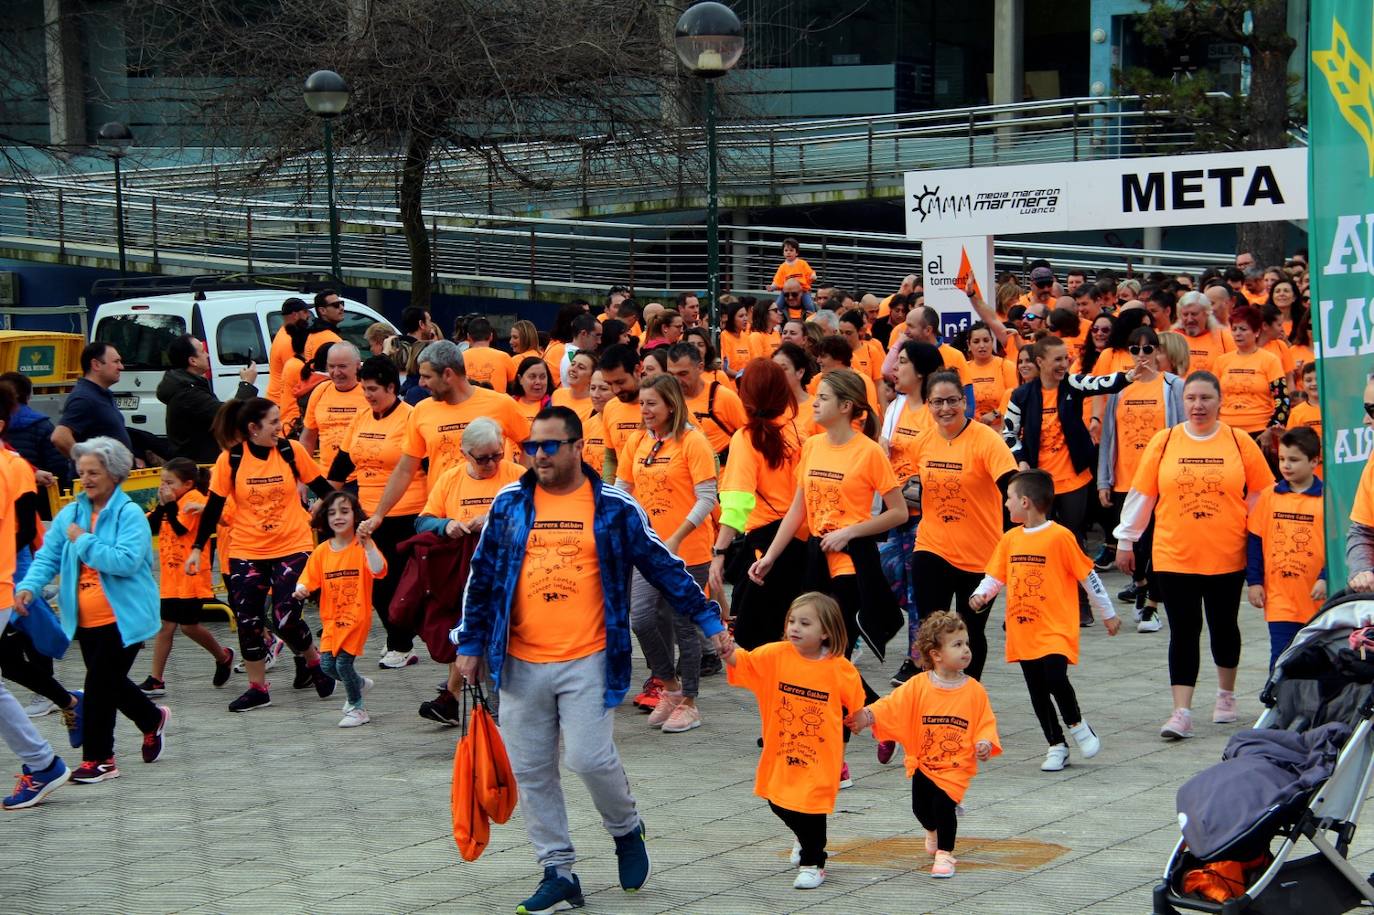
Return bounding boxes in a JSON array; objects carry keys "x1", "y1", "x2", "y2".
[{"x1": 88, "y1": 273, "x2": 395, "y2": 460}]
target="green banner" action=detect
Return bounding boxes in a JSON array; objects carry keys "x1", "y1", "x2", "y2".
[{"x1": 1311, "y1": 4, "x2": 1374, "y2": 587}]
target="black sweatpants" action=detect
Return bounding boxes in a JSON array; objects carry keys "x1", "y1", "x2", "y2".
[
  {"x1": 911, "y1": 551, "x2": 990, "y2": 681},
  {"x1": 1155, "y1": 570, "x2": 1246, "y2": 687},
  {"x1": 1052, "y1": 483, "x2": 1093, "y2": 614},
  {"x1": 0, "y1": 625, "x2": 71, "y2": 707},
  {"x1": 912, "y1": 769, "x2": 959, "y2": 853},
  {"x1": 769, "y1": 801, "x2": 827, "y2": 867},
  {"x1": 1019, "y1": 654, "x2": 1081, "y2": 746},
  {"x1": 77, "y1": 624, "x2": 161, "y2": 763},
  {"x1": 828, "y1": 575, "x2": 884, "y2": 713},
  {"x1": 371, "y1": 513, "x2": 418, "y2": 653}
]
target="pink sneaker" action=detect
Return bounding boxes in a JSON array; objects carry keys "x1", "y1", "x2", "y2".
[
  {"x1": 1213, "y1": 691, "x2": 1238, "y2": 724},
  {"x1": 661, "y1": 701, "x2": 701, "y2": 733},
  {"x1": 876, "y1": 740, "x2": 897, "y2": 765},
  {"x1": 924, "y1": 830, "x2": 938, "y2": 856},
  {"x1": 1160, "y1": 708, "x2": 1194, "y2": 740},
  {"x1": 839, "y1": 762, "x2": 853, "y2": 789},
  {"x1": 646, "y1": 691, "x2": 684, "y2": 728},
  {"x1": 931, "y1": 850, "x2": 957, "y2": 878}
]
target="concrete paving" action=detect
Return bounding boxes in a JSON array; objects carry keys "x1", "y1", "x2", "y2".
[{"x1": 5, "y1": 567, "x2": 1370, "y2": 914}]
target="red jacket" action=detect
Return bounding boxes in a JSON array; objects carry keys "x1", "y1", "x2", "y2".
[{"x1": 389, "y1": 531, "x2": 480, "y2": 663}]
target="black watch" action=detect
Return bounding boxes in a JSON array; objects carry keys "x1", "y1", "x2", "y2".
[{"x1": 711, "y1": 547, "x2": 729, "y2": 558}]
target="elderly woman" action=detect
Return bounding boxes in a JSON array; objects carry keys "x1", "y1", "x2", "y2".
[{"x1": 16, "y1": 437, "x2": 168, "y2": 783}]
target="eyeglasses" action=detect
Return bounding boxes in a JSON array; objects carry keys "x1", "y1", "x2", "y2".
[
  {"x1": 521, "y1": 439, "x2": 576, "y2": 456},
  {"x1": 783, "y1": 292, "x2": 802, "y2": 298},
  {"x1": 1092, "y1": 326, "x2": 1111, "y2": 335},
  {"x1": 769, "y1": 306, "x2": 782, "y2": 313},
  {"x1": 928, "y1": 396, "x2": 963, "y2": 408},
  {"x1": 468, "y1": 452, "x2": 504, "y2": 465},
  {"x1": 642, "y1": 437, "x2": 666, "y2": 467},
  {"x1": 1128, "y1": 344, "x2": 1156, "y2": 356},
  {"x1": 1364, "y1": 403, "x2": 1374, "y2": 420}
]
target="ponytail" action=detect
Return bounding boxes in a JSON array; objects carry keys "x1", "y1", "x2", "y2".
[
  {"x1": 821, "y1": 369, "x2": 878, "y2": 440},
  {"x1": 162, "y1": 457, "x2": 209, "y2": 494},
  {"x1": 213, "y1": 397, "x2": 277, "y2": 450}
]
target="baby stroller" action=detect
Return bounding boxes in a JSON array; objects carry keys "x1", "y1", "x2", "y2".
[{"x1": 1154, "y1": 592, "x2": 1374, "y2": 915}]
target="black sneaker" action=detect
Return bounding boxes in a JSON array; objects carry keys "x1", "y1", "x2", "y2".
[
  {"x1": 213, "y1": 648, "x2": 234, "y2": 688},
  {"x1": 292, "y1": 656, "x2": 311, "y2": 690},
  {"x1": 1092, "y1": 545, "x2": 1116, "y2": 572},
  {"x1": 1117, "y1": 581, "x2": 1141, "y2": 602},
  {"x1": 890, "y1": 658, "x2": 920, "y2": 687},
  {"x1": 418, "y1": 692, "x2": 462, "y2": 727},
  {"x1": 698, "y1": 653, "x2": 722, "y2": 677},
  {"x1": 613, "y1": 819, "x2": 651, "y2": 891},
  {"x1": 229, "y1": 686, "x2": 271, "y2": 713},
  {"x1": 138, "y1": 676, "x2": 166, "y2": 698},
  {"x1": 311, "y1": 666, "x2": 336, "y2": 699},
  {"x1": 516, "y1": 867, "x2": 583, "y2": 914}
]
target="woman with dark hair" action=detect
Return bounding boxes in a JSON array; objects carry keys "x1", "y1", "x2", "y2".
[
  {"x1": 773, "y1": 341, "x2": 818, "y2": 435},
  {"x1": 1078, "y1": 313, "x2": 1116, "y2": 376},
  {"x1": 551, "y1": 350, "x2": 596, "y2": 423},
  {"x1": 544, "y1": 303, "x2": 586, "y2": 382},
  {"x1": 1289, "y1": 309, "x2": 1315, "y2": 393},
  {"x1": 719, "y1": 301, "x2": 754, "y2": 378},
  {"x1": 601, "y1": 318, "x2": 630, "y2": 350},
  {"x1": 1096, "y1": 326, "x2": 1183, "y2": 634},
  {"x1": 749, "y1": 298, "x2": 783, "y2": 360},
  {"x1": 640, "y1": 347, "x2": 670, "y2": 380},
  {"x1": 967, "y1": 322, "x2": 1017, "y2": 428},
  {"x1": 684, "y1": 327, "x2": 734, "y2": 391},
  {"x1": 710, "y1": 358, "x2": 804, "y2": 649},
  {"x1": 1215, "y1": 305, "x2": 1287, "y2": 438},
  {"x1": 1267, "y1": 278, "x2": 1301, "y2": 335},
  {"x1": 509, "y1": 356, "x2": 552, "y2": 438},
  {"x1": 1259, "y1": 303, "x2": 1297, "y2": 394},
  {"x1": 185, "y1": 398, "x2": 338, "y2": 713}
]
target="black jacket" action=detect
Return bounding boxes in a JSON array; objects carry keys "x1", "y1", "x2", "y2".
[
  {"x1": 1003, "y1": 373, "x2": 1131, "y2": 474},
  {"x1": 4, "y1": 405, "x2": 67, "y2": 486},
  {"x1": 156, "y1": 369, "x2": 256, "y2": 463}
]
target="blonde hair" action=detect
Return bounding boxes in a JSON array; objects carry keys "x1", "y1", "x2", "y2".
[
  {"x1": 1157, "y1": 331, "x2": 1190, "y2": 375},
  {"x1": 820, "y1": 369, "x2": 878, "y2": 439},
  {"x1": 510, "y1": 319, "x2": 541, "y2": 355},
  {"x1": 784, "y1": 592, "x2": 848, "y2": 657},
  {"x1": 648, "y1": 309, "x2": 681, "y2": 339},
  {"x1": 915, "y1": 610, "x2": 967, "y2": 669},
  {"x1": 640, "y1": 373, "x2": 692, "y2": 440}
]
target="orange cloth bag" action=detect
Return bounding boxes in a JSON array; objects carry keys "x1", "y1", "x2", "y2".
[{"x1": 470, "y1": 700, "x2": 517, "y2": 825}]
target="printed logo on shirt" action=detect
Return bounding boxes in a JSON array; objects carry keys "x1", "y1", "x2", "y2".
[
  {"x1": 1172, "y1": 457, "x2": 1228, "y2": 519},
  {"x1": 1270, "y1": 512, "x2": 1319, "y2": 580},
  {"x1": 244, "y1": 474, "x2": 290, "y2": 532},
  {"x1": 1009, "y1": 554, "x2": 1050, "y2": 625},
  {"x1": 919, "y1": 714, "x2": 970, "y2": 767},
  {"x1": 924, "y1": 460, "x2": 968, "y2": 524},
  {"x1": 803, "y1": 471, "x2": 844, "y2": 531},
  {"x1": 525, "y1": 521, "x2": 589, "y2": 603},
  {"x1": 774, "y1": 690, "x2": 829, "y2": 770}
]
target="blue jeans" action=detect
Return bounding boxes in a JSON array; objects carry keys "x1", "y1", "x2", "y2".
[
  {"x1": 1268, "y1": 621, "x2": 1305, "y2": 672},
  {"x1": 320, "y1": 650, "x2": 364, "y2": 706}
]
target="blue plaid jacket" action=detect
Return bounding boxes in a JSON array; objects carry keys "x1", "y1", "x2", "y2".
[{"x1": 454, "y1": 464, "x2": 725, "y2": 708}]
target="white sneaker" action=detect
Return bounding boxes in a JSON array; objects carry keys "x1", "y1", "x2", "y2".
[
  {"x1": 1040, "y1": 744, "x2": 1069, "y2": 772},
  {"x1": 1068, "y1": 721, "x2": 1101, "y2": 759},
  {"x1": 793, "y1": 866, "x2": 825, "y2": 889},
  {"x1": 262, "y1": 637, "x2": 285, "y2": 671},
  {"x1": 23, "y1": 695, "x2": 56, "y2": 718},
  {"x1": 1137, "y1": 610, "x2": 1163, "y2": 633},
  {"x1": 377, "y1": 650, "x2": 419, "y2": 670},
  {"x1": 343, "y1": 677, "x2": 375, "y2": 711},
  {"x1": 338, "y1": 707, "x2": 370, "y2": 728},
  {"x1": 789, "y1": 842, "x2": 801, "y2": 866}
]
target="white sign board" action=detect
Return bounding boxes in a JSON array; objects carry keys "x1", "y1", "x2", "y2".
[
  {"x1": 904, "y1": 148, "x2": 1308, "y2": 239},
  {"x1": 922, "y1": 235, "x2": 993, "y2": 339}
]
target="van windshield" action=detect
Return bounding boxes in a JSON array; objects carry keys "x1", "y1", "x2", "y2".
[{"x1": 94, "y1": 313, "x2": 187, "y2": 372}]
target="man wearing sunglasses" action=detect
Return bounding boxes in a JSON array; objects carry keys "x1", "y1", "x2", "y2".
[
  {"x1": 304, "y1": 288, "x2": 347, "y2": 361},
  {"x1": 1018, "y1": 265, "x2": 1058, "y2": 310},
  {"x1": 455, "y1": 406, "x2": 728, "y2": 914}
]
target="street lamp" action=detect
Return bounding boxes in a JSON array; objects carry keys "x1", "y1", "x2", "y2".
[
  {"x1": 674, "y1": 2, "x2": 743, "y2": 344},
  {"x1": 303, "y1": 69, "x2": 351, "y2": 280},
  {"x1": 97, "y1": 122, "x2": 133, "y2": 275}
]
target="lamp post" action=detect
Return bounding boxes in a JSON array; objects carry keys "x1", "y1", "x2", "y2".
[
  {"x1": 97, "y1": 122, "x2": 133, "y2": 275},
  {"x1": 674, "y1": 2, "x2": 742, "y2": 344},
  {"x1": 303, "y1": 70, "x2": 351, "y2": 280}
]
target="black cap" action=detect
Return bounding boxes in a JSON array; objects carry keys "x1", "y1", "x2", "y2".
[{"x1": 281, "y1": 297, "x2": 310, "y2": 316}]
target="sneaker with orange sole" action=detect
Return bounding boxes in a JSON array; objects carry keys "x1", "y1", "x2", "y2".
[{"x1": 632, "y1": 677, "x2": 665, "y2": 711}]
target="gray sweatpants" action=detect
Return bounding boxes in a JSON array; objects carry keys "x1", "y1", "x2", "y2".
[
  {"x1": 499, "y1": 652, "x2": 639, "y2": 869},
  {"x1": 629, "y1": 563, "x2": 708, "y2": 698},
  {"x1": 0, "y1": 610, "x2": 56, "y2": 771}
]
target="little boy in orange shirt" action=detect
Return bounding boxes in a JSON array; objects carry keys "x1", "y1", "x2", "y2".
[
  {"x1": 769, "y1": 237, "x2": 817, "y2": 317},
  {"x1": 969, "y1": 469, "x2": 1119, "y2": 772},
  {"x1": 848, "y1": 611, "x2": 1001, "y2": 879}
]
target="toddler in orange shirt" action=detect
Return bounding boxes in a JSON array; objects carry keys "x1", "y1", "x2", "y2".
[
  {"x1": 293, "y1": 491, "x2": 386, "y2": 728},
  {"x1": 969, "y1": 470, "x2": 1119, "y2": 773},
  {"x1": 723, "y1": 592, "x2": 865, "y2": 891},
  {"x1": 848, "y1": 612, "x2": 1001, "y2": 879}
]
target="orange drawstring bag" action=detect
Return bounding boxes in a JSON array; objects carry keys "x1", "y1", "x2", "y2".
[
  {"x1": 1182, "y1": 852, "x2": 1270, "y2": 903},
  {"x1": 469, "y1": 682, "x2": 517, "y2": 824},
  {"x1": 450, "y1": 691, "x2": 491, "y2": 861}
]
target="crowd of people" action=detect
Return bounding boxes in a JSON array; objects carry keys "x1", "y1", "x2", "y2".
[{"x1": 0, "y1": 239, "x2": 1356, "y2": 914}]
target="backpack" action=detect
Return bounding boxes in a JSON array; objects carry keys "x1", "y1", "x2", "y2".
[
  {"x1": 706, "y1": 381, "x2": 737, "y2": 463},
  {"x1": 227, "y1": 438, "x2": 301, "y2": 488}
]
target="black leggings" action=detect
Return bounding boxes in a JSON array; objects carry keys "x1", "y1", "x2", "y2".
[
  {"x1": 77, "y1": 623, "x2": 162, "y2": 762},
  {"x1": 1156, "y1": 570, "x2": 1246, "y2": 687},
  {"x1": 769, "y1": 801, "x2": 827, "y2": 867},
  {"x1": 1110, "y1": 491, "x2": 1160, "y2": 602},
  {"x1": 911, "y1": 551, "x2": 990, "y2": 681},
  {"x1": 912, "y1": 769, "x2": 958, "y2": 853},
  {"x1": 0, "y1": 625, "x2": 71, "y2": 708},
  {"x1": 1052, "y1": 483, "x2": 1092, "y2": 611},
  {"x1": 226, "y1": 553, "x2": 313, "y2": 663},
  {"x1": 370, "y1": 514, "x2": 418, "y2": 653},
  {"x1": 828, "y1": 575, "x2": 883, "y2": 746},
  {"x1": 1019, "y1": 654, "x2": 1081, "y2": 746}
]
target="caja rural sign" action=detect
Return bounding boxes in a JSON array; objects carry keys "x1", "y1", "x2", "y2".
[{"x1": 904, "y1": 148, "x2": 1308, "y2": 239}]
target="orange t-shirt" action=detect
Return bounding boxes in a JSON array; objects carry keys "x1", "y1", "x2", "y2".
[
  {"x1": 987, "y1": 522, "x2": 1093, "y2": 664},
  {"x1": 806, "y1": 371, "x2": 882, "y2": 422},
  {"x1": 796, "y1": 433, "x2": 898, "y2": 576},
  {"x1": 719, "y1": 419, "x2": 803, "y2": 533},
  {"x1": 77, "y1": 509, "x2": 117, "y2": 628},
  {"x1": 507, "y1": 481, "x2": 606, "y2": 663},
  {"x1": 601, "y1": 396, "x2": 644, "y2": 467},
  {"x1": 1038, "y1": 387, "x2": 1091, "y2": 493},
  {"x1": 1263, "y1": 338, "x2": 1296, "y2": 376},
  {"x1": 462, "y1": 346, "x2": 517, "y2": 393},
  {"x1": 0, "y1": 454, "x2": 20, "y2": 607},
  {"x1": 1215, "y1": 348, "x2": 1285, "y2": 433},
  {"x1": 1182, "y1": 327, "x2": 1236, "y2": 375},
  {"x1": 719, "y1": 331, "x2": 754, "y2": 377},
  {"x1": 849, "y1": 340, "x2": 880, "y2": 383},
  {"x1": 1091, "y1": 348, "x2": 1135, "y2": 377},
  {"x1": 402, "y1": 389, "x2": 527, "y2": 491},
  {"x1": 209, "y1": 440, "x2": 323, "y2": 560},
  {"x1": 265, "y1": 325, "x2": 294, "y2": 408},
  {"x1": 726, "y1": 641, "x2": 866, "y2": 814},
  {"x1": 542, "y1": 341, "x2": 566, "y2": 388},
  {"x1": 340, "y1": 402, "x2": 429, "y2": 515},
  {"x1": 1248, "y1": 484, "x2": 1325, "y2": 624},
  {"x1": 938, "y1": 344, "x2": 972, "y2": 387},
  {"x1": 683, "y1": 381, "x2": 748, "y2": 455},
  {"x1": 422, "y1": 460, "x2": 524, "y2": 525},
  {"x1": 582, "y1": 413, "x2": 607, "y2": 473},
  {"x1": 1291, "y1": 345, "x2": 1315, "y2": 391},
  {"x1": 279, "y1": 356, "x2": 306, "y2": 433},
  {"x1": 885, "y1": 399, "x2": 935, "y2": 520},
  {"x1": 772, "y1": 257, "x2": 815, "y2": 292},
  {"x1": 750, "y1": 329, "x2": 781, "y2": 359},
  {"x1": 551, "y1": 388, "x2": 595, "y2": 424},
  {"x1": 297, "y1": 538, "x2": 386, "y2": 657},
  {"x1": 1286, "y1": 400, "x2": 1322, "y2": 440},
  {"x1": 1129, "y1": 424, "x2": 1275, "y2": 575},
  {"x1": 1110, "y1": 376, "x2": 1168, "y2": 494},
  {"x1": 510, "y1": 398, "x2": 545, "y2": 454},
  {"x1": 618, "y1": 428, "x2": 717, "y2": 565},
  {"x1": 911, "y1": 420, "x2": 1018, "y2": 573},
  {"x1": 969, "y1": 358, "x2": 1018, "y2": 420},
  {"x1": 304, "y1": 327, "x2": 342, "y2": 362},
  {"x1": 304, "y1": 381, "x2": 369, "y2": 475},
  {"x1": 869, "y1": 671, "x2": 1001, "y2": 803},
  {"x1": 1351, "y1": 457, "x2": 1374, "y2": 528},
  {"x1": 152, "y1": 490, "x2": 213, "y2": 600}
]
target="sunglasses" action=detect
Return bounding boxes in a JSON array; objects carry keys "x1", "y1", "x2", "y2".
[
  {"x1": 643, "y1": 437, "x2": 666, "y2": 467},
  {"x1": 1023, "y1": 313, "x2": 1045, "y2": 322},
  {"x1": 783, "y1": 292, "x2": 802, "y2": 298},
  {"x1": 1128, "y1": 344, "x2": 1156, "y2": 356},
  {"x1": 1365, "y1": 403, "x2": 1374, "y2": 420},
  {"x1": 468, "y1": 452, "x2": 504, "y2": 465},
  {"x1": 1034, "y1": 280, "x2": 1054, "y2": 288},
  {"x1": 521, "y1": 439, "x2": 576, "y2": 457}
]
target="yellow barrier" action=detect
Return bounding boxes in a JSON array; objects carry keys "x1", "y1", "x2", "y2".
[{"x1": 0, "y1": 331, "x2": 84, "y2": 386}]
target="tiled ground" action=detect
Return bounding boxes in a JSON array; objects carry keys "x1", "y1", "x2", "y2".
[{"x1": 5, "y1": 568, "x2": 1370, "y2": 914}]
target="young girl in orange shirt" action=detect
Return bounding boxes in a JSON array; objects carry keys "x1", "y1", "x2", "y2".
[
  {"x1": 848, "y1": 611, "x2": 1001, "y2": 878},
  {"x1": 141, "y1": 459, "x2": 235, "y2": 697},
  {"x1": 723, "y1": 593, "x2": 866, "y2": 891},
  {"x1": 293, "y1": 491, "x2": 386, "y2": 728}
]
